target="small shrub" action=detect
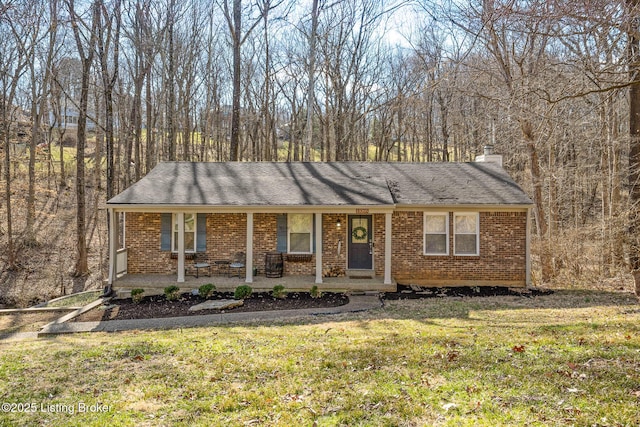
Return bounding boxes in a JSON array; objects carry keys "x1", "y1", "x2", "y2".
[
  {"x1": 272, "y1": 284, "x2": 287, "y2": 299},
  {"x1": 164, "y1": 285, "x2": 180, "y2": 301},
  {"x1": 310, "y1": 285, "x2": 323, "y2": 299},
  {"x1": 199, "y1": 283, "x2": 216, "y2": 299},
  {"x1": 130, "y1": 288, "x2": 145, "y2": 304},
  {"x1": 234, "y1": 285, "x2": 253, "y2": 300}
]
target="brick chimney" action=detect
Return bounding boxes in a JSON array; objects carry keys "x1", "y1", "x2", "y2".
[{"x1": 475, "y1": 144, "x2": 503, "y2": 166}]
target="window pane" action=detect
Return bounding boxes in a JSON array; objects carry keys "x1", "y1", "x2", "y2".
[
  {"x1": 425, "y1": 234, "x2": 447, "y2": 254},
  {"x1": 184, "y1": 214, "x2": 195, "y2": 232},
  {"x1": 290, "y1": 233, "x2": 311, "y2": 252},
  {"x1": 173, "y1": 214, "x2": 197, "y2": 252},
  {"x1": 290, "y1": 214, "x2": 312, "y2": 233},
  {"x1": 456, "y1": 214, "x2": 477, "y2": 234},
  {"x1": 455, "y1": 234, "x2": 477, "y2": 254},
  {"x1": 455, "y1": 214, "x2": 477, "y2": 234},
  {"x1": 351, "y1": 217, "x2": 369, "y2": 243},
  {"x1": 185, "y1": 232, "x2": 195, "y2": 251},
  {"x1": 426, "y1": 215, "x2": 446, "y2": 233}
]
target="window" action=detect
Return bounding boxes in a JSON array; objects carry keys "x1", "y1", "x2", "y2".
[
  {"x1": 160, "y1": 213, "x2": 206, "y2": 252},
  {"x1": 288, "y1": 213, "x2": 313, "y2": 253},
  {"x1": 424, "y1": 213, "x2": 449, "y2": 255},
  {"x1": 173, "y1": 213, "x2": 196, "y2": 252},
  {"x1": 454, "y1": 213, "x2": 479, "y2": 255}
]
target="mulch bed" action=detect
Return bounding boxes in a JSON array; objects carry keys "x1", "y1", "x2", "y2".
[
  {"x1": 383, "y1": 285, "x2": 553, "y2": 300},
  {"x1": 73, "y1": 291, "x2": 349, "y2": 322}
]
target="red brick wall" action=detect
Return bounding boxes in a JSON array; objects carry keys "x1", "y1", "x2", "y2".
[
  {"x1": 252, "y1": 213, "x2": 315, "y2": 276},
  {"x1": 125, "y1": 210, "x2": 527, "y2": 286},
  {"x1": 126, "y1": 212, "x2": 337, "y2": 276},
  {"x1": 373, "y1": 214, "x2": 386, "y2": 277},
  {"x1": 391, "y1": 211, "x2": 527, "y2": 286},
  {"x1": 125, "y1": 212, "x2": 247, "y2": 275},
  {"x1": 322, "y1": 213, "x2": 348, "y2": 274},
  {"x1": 206, "y1": 213, "x2": 247, "y2": 263},
  {"x1": 126, "y1": 213, "x2": 172, "y2": 274}
]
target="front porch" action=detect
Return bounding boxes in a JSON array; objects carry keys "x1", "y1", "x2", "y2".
[{"x1": 111, "y1": 274, "x2": 396, "y2": 298}]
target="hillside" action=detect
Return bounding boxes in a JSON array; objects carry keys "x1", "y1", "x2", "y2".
[{"x1": 0, "y1": 172, "x2": 107, "y2": 308}]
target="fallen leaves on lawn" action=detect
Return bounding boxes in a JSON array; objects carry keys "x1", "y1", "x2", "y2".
[{"x1": 512, "y1": 345, "x2": 525, "y2": 353}]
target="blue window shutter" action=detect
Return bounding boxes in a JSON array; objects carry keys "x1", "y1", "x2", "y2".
[
  {"x1": 160, "y1": 213, "x2": 172, "y2": 251},
  {"x1": 276, "y1": 214, "x2": 287, "y2": 252},
  {"x1": 196, "y1": 213, "x2": 207, "y2": 252}
]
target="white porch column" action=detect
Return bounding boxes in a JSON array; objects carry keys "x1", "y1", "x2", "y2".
[
  {"x1": 384, "y1": 212, "x2": 392, "y2": 285},
  {"x1": 177, "y1": 212, "x2": 185, "y2": 283},
  {"x1": 245, "y1": 212, "x2": 254, "y2": 283},
  {"x1": 315, "y1": 213, "x2": 323, "y2": 284},
  {"x1": 107, "y1": 208, "x2": 118, "y2": 285}
]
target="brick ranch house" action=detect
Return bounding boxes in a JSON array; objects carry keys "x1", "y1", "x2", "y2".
[{"x1": 106, "y1": 154, "x2": 533, "y2": 293}]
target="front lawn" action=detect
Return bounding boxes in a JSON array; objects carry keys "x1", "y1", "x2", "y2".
[{"x1": 0, "y1": 289, "x2": 638, "y2": 426}]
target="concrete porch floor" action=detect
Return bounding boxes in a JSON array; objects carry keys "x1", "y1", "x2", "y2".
[{"x1": 111, "y1": 273, "x2": 396, "y2": 298}]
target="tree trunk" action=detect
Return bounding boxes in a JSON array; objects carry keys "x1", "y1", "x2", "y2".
[
  {"x1": 628, "y1": 0, "x2": 640, "y2": 296},
  {"x1": 229, "y1": 0, "x2": 241, "y2": 161},
  {"x1": 167, "y1": 0, "x2": 176, "y2": 161},
  {"x1": 521, "y1": 120, "x2": 552, "y2": 282},
  {"x1": 69, "y1": 0, "x2": 98, "y2": 277},
  {"x1": 303, "y1": 0, "x2": 319, "y2": 162}
]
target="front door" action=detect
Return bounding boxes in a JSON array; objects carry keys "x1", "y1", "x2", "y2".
[{"x1": 348, "y1": 215, "x2": 373, "y2": 270}]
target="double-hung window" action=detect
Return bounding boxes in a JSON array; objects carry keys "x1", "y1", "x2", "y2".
[
  {"x1": 173, "y1": 213, "x2": 196, "y2": 252},
  {"x1": 160, "y1": 213, "x2": 206, "y2": 253},
  {"x1": 424, "y1": 213, "x2": 449, "y2": 255},
  {"x1": 288, "y1": 213, "x2": 313, "y2": 253},
  {"x1": 454, "y1": 212, "x2": 479, "y2": 255}
]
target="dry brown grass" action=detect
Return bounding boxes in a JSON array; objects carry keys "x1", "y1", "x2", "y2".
[{"x1": 0, "y1": 311, "x2": 64, "y2": 334}]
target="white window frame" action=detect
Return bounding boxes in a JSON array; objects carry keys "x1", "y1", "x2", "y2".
[
  {"x1": 453, "y1": 212, "x2": 480, "y2": 256},
  {"x1": 172, "y1": 213, "x2": 197, "y2": 253},
  {"x1": 424, "y1": 212, "x2": 449, "y2": 256},
  {"x1": 287, "y1": 213, "x2": 313, "y2": 254}
]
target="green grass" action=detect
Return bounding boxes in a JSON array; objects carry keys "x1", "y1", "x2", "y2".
[
  {"x1": 44, "y1": 291, "x2": 103, "y2": 308},
  {"x1": 0, "y1": 289, "x2": 639, "y2": 426}
]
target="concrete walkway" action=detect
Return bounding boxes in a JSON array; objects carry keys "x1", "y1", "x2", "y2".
[{"x1": 37, "y1": 294, "x2": 383, "y2": 336}]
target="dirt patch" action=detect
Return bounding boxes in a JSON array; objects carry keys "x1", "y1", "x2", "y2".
[
  {"x1": 73, "y1": 291, "x2": 349, "y2": 322},
  {"x1": 0, "y1": 311, "x2": 68, "y2": 334}
]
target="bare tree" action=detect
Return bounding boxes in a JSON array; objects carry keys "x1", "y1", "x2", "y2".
[
  {"x1": 68, "y1": 0, "x2": 99, "y2": 277},
  {"x1": 219, "y1": 0, "x2": 264, "y2": 161},
  {"x1": 96, "y1": 0, "x2": 121, "y2": 198},
  {"x1": 0, "y1": 5, "x2": 29, "y2": 269},
  {"x1": 627, "y1": 0, "x2": 640, "y2": 295},
  {"x1": 303, "y1": 0, "x2": 319, "y2": 161}
]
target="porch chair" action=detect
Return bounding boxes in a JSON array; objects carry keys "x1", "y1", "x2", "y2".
[
  {"x1": 192, "y1": 253, "x2": 211, "y2": 278},
  {"x1": 228, "y1": 252, "x2": 246, "y2": 278}
]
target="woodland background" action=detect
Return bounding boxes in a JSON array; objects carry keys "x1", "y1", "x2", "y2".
[{"x1": 1, "y1": 0, "x2": 640, "y2": 306}]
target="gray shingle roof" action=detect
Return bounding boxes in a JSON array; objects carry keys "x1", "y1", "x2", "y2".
[{"x1": 107, "y1": 161, "x2": 532, "y2": 207}]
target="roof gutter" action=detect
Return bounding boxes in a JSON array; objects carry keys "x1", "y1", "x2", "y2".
[{"x1": 104, "y1": 204, "x2": 397, "y2": 214}]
